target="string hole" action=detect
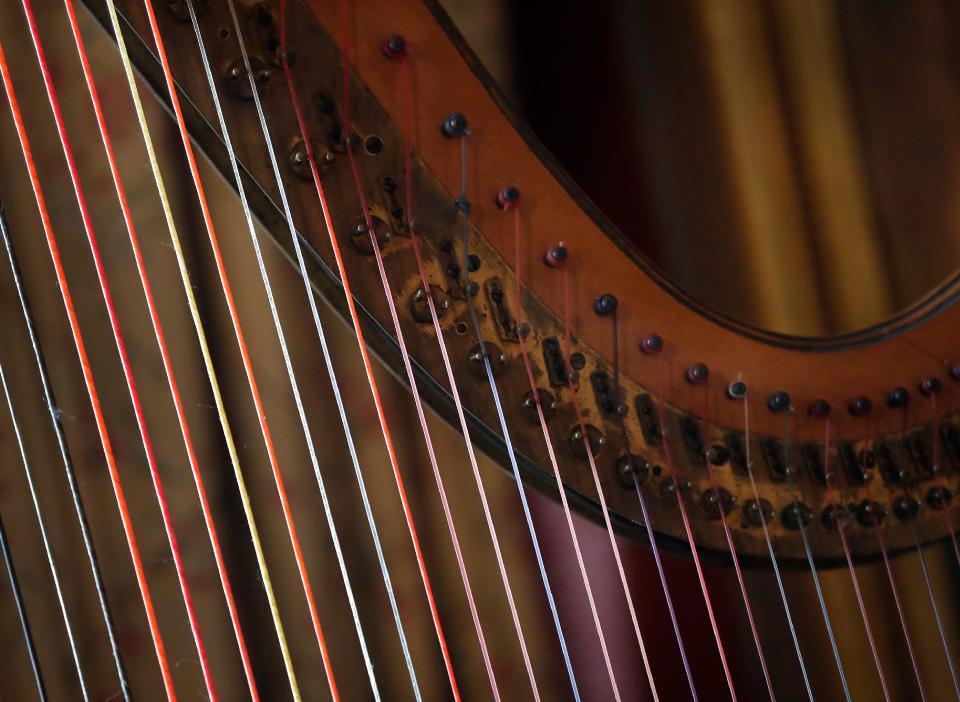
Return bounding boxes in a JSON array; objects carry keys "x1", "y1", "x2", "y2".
[
  {"x1": 455, "y1": 322, "x2": 468, "y2": 335},
  {"x1": 365, "y1": 135, "x2": 383, "y2": 155},
  {"x1": 218, "y1": 27, "x2": 231, "y2": 39}
]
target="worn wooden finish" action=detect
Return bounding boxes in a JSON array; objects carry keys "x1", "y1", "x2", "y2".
[{"x1": 78, "y1": 0, "x2": 960, "y2": 563}]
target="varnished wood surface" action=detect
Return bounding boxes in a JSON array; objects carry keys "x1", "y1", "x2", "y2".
[{"x1": 4, "y1": 1, "x2": 956, "y2": 697}]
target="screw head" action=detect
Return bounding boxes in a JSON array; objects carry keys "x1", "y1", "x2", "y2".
[
  {"x1": 892, "y1": 495, "x2": 920, "y2": 523},
  {"x1": 441, "y1": 112, "x2": 468, "y2": 138},
  {"x1": 616, "y1": 455, "x2": 650, "y2": 488},
  {"x1": 641, "y1": 333, "x2": 663, "y2": 355},
  {"x1": 848, "y1": 395, "x2": 872, "y2": 417},
  {"x1": 767, "y1": 390, "x2": 790, "y2": 413},
  {"x1": 496, "y1": 186, "x2": 520, "y2": 209},
  {"x1": 919, "y1": 377, "x2": 942, "y2": 397},
  {"x1": 706, "y1": 444, "x2": 729, "y2": 465},
  {"x1": 926, "y1": 485, "x2": 953, "y2": 509},
  {"x1": 781, "y1": 500, "x2": 813, "y2": 530},
  {"x1": 885, "y1": 387, "x2": 910, "y2": 408},
  {"x1": 382, "y1": 35, "x2": 407, "y2": 59},
  {"x1": 544, "y1": 243, "x2": 567, "y2": 268},
  {"x1": 594, "y1": 293, "x2": 618, "y2": 317},
  {"x1": 686, "y1": 363, "x2": 709, "y2": 384},
  {"x1": 821, "y1": 503, "x2": 851, "y2": 531},
  {"x1": 745, "y1": 498, "x2": 775, "y2": 527}
]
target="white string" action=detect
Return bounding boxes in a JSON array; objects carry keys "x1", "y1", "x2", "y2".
[
  {"x1": 909, "y1": 524, "x2": 960, "y2": 700},
  {"x1": 215, "y1": 0, "x2": 422, "y2": 695},
  {"x1": 740, "y1": 394, "x2": 812, "y2": 701},
  {"x1": 783, "y1": 411, "x2": 851, "y2": 702},
  {"x1": 0, "y1": 360, "x2": 89, "y2": 700},
  {"x1": 2, "y1": 206, "x2": 130, "y2": 700},
  {"x1": 106, "y1": 0, "x2": 301, "y2": 694},
  {"x1": 193, "y1": 2, "x2": 381, "y2": 696},
  {"x1": 457, "y1": 140, "x2": 579, "y2": 700}
]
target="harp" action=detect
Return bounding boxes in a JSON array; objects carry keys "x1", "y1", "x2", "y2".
[{"x1": 0, "y1": 0, "x2": 957, "y2": 699}]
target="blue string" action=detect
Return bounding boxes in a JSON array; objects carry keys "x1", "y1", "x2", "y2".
[{"x1": 459, "y1": 136, "x2": 581, "y2": 701}]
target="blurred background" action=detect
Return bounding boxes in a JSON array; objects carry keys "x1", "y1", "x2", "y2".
[{"x1": 0, "y1": 0, "x2": 959, "y2": 700}]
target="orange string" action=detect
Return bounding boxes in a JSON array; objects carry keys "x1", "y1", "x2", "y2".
[
  {"x1": 276, "y1": 2, "x2": 461, "y2": 697},
  {"x1": 138, "y1": 1, "x2": 340, "y2": 696},
  {"x1": 59, "y1": 0, "x2": 259, "y2": 695},
  {"x1": 0, "y1": 35, "x2": 177, "y2": 700}
]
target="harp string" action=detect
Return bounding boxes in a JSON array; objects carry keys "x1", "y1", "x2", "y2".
[
  {"x1": 946, "y1": 508, "x2": 960, "y2": 569},
  {"x1": 909, "y1": 521, "x2": 960, "y2": 699},
  {"x1": 607, "y1": 308, "x2": 697, "y2": 700},
  {"x1": 741, "y1": 398, "x2": 812, "y2": 702},
  {"x1": 905, "y1": 417, "x2": 960, "y2": 698},
  {"x1": 560, "y1": 265, "x2": 660, "y2": 701},
  {"x1": 454, "y1": 149, "x2": 578, "y2": 699},
  {"x1": 783, "y1": 413, "x2": 850, "y2": 701},
  {"x1": 928, "y1": 393, "x2": 960, "y2": 568},
  {"x1": 51, "y1": 0, "x2": 262, "y2": 695},
  {"x1": 900, "y1": 346, "x2": 960, "y2": 697},
  {"x1": 697, "y1": 381, "x2": 775, "y2": 700},
  {"x1": 0, "y1": 513, "x2": 47, "y2": 702},
  {"x1": 217, "y1": 2, "x2": 396, "y2": 697},
  {"x1": 655, "y1": 350, "x2": 738, "y2": 701},
  {"x1": 268, "y1": 6, "x2": 426, "y2": 700},
  {"x1": 99, "y1": 0, "x2": 300, "y2": 695},
  {"x1": 857, "y1": 412, "x2": 926, "y2": 701},
  {"x1": 823, "y1": 419, "x2": 891, "y2": 701},
  {"x1": 513, "y1": 210, "x2": 625, "y2": 701},
  {"x1": 0, "y1": 36, "x2": 176, "y2": 699},
  {"x1": 1, "y1": 205, "x2": 130, "y2": 701},
  {"x1": 331, "y1": 5, "x2": 555, "y2": 699},
  {"x1": 387, "y1": 40, "x2": 509, "y2": 702},
  {"x1": 0, "y1": 357, "x2": 88, "y2": 699},
  {"x1": 19, "y1": 5, "x2": 219, "y2": 696},
  {"x1": 132, "y1": 0, "x2": 340, "y2": 696},
  {"x1": 275, "y1": 2, "x2": 462, "y2": 698},
  {"x1": 344, "y1": 6, "x2": 568, "y2": 700}
]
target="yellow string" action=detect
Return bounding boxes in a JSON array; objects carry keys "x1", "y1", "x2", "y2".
[{"x1": 103, "y1": 2, "x2": 301, "y2": 697}]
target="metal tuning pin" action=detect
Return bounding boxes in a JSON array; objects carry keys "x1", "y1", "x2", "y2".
[
  {"x1": 686, "y1": 362, "x2": 709, "y2": 385},
  {"x1": 544, "y1": 242, "x2": 568, "y2": 268},
  {"x1": 496, "y1": 186, "x2": 520, "y2": 209},
  {"x1": 382, "y1": 34, "x2": 407, "y2": 59},
  {"x1": 441, "y1": 112, "x2": 469, "y2": 138}
]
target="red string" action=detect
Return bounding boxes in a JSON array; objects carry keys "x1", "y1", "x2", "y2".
[
  {"x1": 278, "y1": 2, "x2": 462, "y2": 698},
  {"x1": 511, "y1": 208, "x2": 622, "y2": 699},
  {"x1": 560, "y1": 268, "x2": 660, "y2": 701},
  {"x1": 700, "y1": 384, "x2": 775, "y2": 700},
  {"x1": 0, "y1": 33, "x2": 177, "y2": 701},
  {"x1": 823, "y1": 419, "x2": 891, "y2": 701},
  {"x1": 387, "y1": 38, "x2": 507, "y2": 699},
  {"x1": 57, "y1": 0, "x2": 259, "y2": 696},
  {"x1": 20, "y1": 4, "x2": 217, "y2": 697},
  {"x1": 139, "y1": 2, "x2": 340, "y2": 697},
  {"x1": 389, "y1": 35, "x2": 502, "y2": 700},
  {"x1": 654, "y1": 352, "x2": 738, "y2": 702}
]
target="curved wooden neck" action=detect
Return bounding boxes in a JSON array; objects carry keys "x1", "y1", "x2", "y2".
[{"x1": 85, "y1": 0, "x2": 960, "y2": 562}]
